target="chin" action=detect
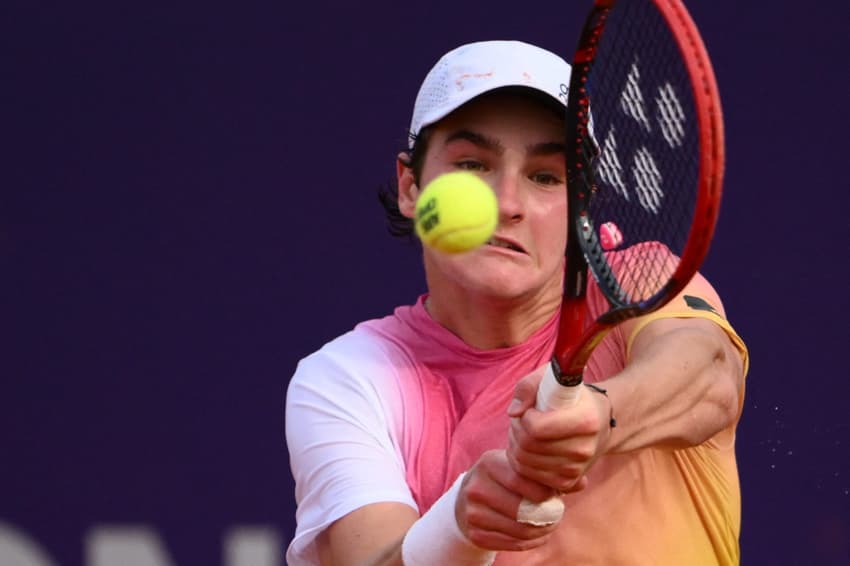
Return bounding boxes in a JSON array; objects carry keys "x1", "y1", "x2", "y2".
[
  {"x1": 459, "y1": 271, "x2": 541, "y2": 301},
  {"x1": 426, "y1": 249, "x2": 562, "y2": 301}
]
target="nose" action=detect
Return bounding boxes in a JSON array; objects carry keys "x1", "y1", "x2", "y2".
[{"x1": 492, "y1": 171, "x2": 525, "y2": 224}]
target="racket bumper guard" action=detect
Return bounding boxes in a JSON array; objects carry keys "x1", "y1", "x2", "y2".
[{"x1": 550, "y1": 358, "x2": 583, "y2": 387}]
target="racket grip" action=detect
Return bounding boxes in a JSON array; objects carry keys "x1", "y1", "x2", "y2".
[
  {"x1": 535, "y1": 363, "x2": 583, "y2": 411},
  {"x1": 517, "y1": 365, "x2": 583, "y2": 525}
]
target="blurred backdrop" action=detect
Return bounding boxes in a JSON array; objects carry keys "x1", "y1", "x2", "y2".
[{"x1": 2, "y1": 1, "x2": 848, "y2": 564}]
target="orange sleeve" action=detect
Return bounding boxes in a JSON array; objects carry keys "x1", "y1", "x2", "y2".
[{"x1": 624, "y1": 272, "x2": 750, "y2": 377}]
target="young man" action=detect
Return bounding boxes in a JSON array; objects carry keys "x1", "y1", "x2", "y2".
[{"x1": 286, "y1": 40, "x2": 748, "y2": 565}]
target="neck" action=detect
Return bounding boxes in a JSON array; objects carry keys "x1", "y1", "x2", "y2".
[{"x1": 423, "y1": 284, "x2": 561, "y2": 350}]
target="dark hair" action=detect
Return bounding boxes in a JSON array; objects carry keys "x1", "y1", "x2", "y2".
[{"x1": 376, "y1": 127, "x2": 432, "y2": 239}]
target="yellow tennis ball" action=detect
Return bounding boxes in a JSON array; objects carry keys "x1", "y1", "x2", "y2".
[{"x1": 414, "y1": 172, "x2": 498, "y2": 254}]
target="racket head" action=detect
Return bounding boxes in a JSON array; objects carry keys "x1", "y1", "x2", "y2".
[{"x1": 555, "y1": 0, "x2": 725, "y2": 379}]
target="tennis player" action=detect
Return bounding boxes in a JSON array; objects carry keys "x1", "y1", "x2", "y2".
[{"x1": 285, "y1": 40, "x2": 748, "y2": 565}]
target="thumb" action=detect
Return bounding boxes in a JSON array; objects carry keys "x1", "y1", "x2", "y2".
[{"x1": 508, "y1": 363, "x2": 548, "y2": 417}]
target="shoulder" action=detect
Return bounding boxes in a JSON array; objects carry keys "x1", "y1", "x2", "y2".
[
  {"x1": 290, "y1": 311, "x2": 414, "y2": 386},
  {"x1": 284, "y1": 322, "x2": 420, "y2": 565},
  {"x1": 288, "y1": 323, "x2": 401, "y2": 409}
]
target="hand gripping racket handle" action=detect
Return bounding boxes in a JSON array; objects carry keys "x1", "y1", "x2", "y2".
[{"x1": 515, "y1": 364, "x2": 582, "y2": 525}]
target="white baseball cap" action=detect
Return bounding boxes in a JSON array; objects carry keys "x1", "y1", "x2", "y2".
[{"x1": 408, "y1": 40, "x2": 572, "y2": 148}]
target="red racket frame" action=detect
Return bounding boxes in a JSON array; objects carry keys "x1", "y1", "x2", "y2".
[{"x1": 550, "y1": 0, "x2": 726, "y2": 387}]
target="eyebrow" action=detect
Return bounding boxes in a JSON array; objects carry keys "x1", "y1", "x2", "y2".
[{"x1": 444, "y1": 129, "x2": 566, "y2": 156}]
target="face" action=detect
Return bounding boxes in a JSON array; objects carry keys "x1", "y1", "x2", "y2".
[{"x1": 398, "y1": 91, "x2": 568, "y2": 305}]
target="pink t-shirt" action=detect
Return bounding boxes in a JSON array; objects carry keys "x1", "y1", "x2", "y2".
[
  {"x1": 358, "y1": 295, "x2": 563, "y2": 513},
  {"x1": 286, "y1": 274, "x2": 745, "y2": 565}
]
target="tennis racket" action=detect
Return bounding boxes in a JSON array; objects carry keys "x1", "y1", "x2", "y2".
[{"x1": 518, "y1": 0, "x2": 725, "y2": 524}]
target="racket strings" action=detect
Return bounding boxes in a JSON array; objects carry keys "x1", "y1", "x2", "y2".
[{"x1": 575, "y1": 0, "x2": 701, "y2": 305}]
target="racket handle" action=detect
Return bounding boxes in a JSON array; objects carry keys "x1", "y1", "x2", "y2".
[
  {"x1": 516, "y1": 364, "x2": 582, "y2": 525},
  {"x1": 535, "y1": 363, "x2": 583, "y2": 411}
]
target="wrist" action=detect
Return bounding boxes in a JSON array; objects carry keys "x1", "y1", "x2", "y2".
[
  {"x1": 584, "y1": 382, "x2": 617, "y2": 429},
  {"x1": 401, "y1": 472, "x2": 496, "y2": 566}
]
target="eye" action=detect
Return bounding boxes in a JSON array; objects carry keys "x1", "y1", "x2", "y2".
[
  {"x1": 531, "y1": 171, "x2": 564, "y2": 186},
  {"x1": 454, "y1": 160, "x2": 487, "y2": 172}
]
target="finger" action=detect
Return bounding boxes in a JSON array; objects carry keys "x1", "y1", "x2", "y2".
[
  {"x1": 480, "y1": 450, "x2": 561, "y2": 504},
  {"x1": 504, "y1": 444, "x2": 588, "y2": 492},
  {"x1": 516, "y1": 405, "x2": 603, "y2": 440},
  {"x1": 460, "y1": 460, "x2": 561, "y2": 551},
  {"x1": 464, "y1": 505, "x2": 559, "y2": 549},
  {"x1": 466, "y1": 500, "x2": 560, "y2": 539},
  {"x1": 509, "y1": 421, "x2": 598, "y2": 464},
  {"x1": 568, "y1": 475, "x2": 589, "y2": 493},
  {"x1": 508, "y1": 365, "x2": 548, "y2": 417},
  {"x1": 508, "y1": 464, "x2": 583, "y2": 493},
  {"x1": 506, "y1": 441, "x2": 583, "y2": 472},
  {"x1": 464, "y1": 464, "x2": 549, "y2": 516},
  {"x1": 465, "y1": 525, "x2": 555, "y2": 553},
  {"x1": 507, "y1": 388, "x2": 535, "y2": 418},
  {"x1": 509, "y1": 438, "x2": 597, "y2": 469}
]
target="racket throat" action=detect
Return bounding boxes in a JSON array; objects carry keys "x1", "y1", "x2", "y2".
[{"x1": 551, "y1": 319, "x2": 616, "y2": 387}]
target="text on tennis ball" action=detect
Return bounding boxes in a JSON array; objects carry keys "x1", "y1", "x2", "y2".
[{"x1": 416, "y1": 197, "x2": 439, "y2": 233}]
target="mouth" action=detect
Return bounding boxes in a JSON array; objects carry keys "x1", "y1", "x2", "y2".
[{"x1": 486, "y1": 236, "x2": 526, "y2": 254}]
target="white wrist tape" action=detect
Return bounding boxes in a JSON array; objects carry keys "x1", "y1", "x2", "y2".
[{"x1": 401, "y1": 472, "x2": 497, "y2": 566}]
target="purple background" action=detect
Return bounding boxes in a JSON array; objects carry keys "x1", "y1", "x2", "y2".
[{"x1": 2, "y1": 1, "x2": 848, "y2": 564}]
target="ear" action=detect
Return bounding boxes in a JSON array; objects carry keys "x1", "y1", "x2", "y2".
[{"x1": 396, "y1": 152, "x2": 419, "y2": 220}]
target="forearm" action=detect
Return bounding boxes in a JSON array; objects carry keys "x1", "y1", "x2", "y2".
[
  {"x1": 320, "y1": 472, "x2": 502, "y2": 566},
  {"x1": 335, "y1": 539, "x2": 404, "y2": 566},
  {"x1": 599, "y1": 317, "x2": 744, "y2": 453},
  {"x1": 319, "y1": 503, "x2": 414, "y2": 566},
  {"x1": 362, "y1": 543, "x2": 405, "y2": 566}
]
